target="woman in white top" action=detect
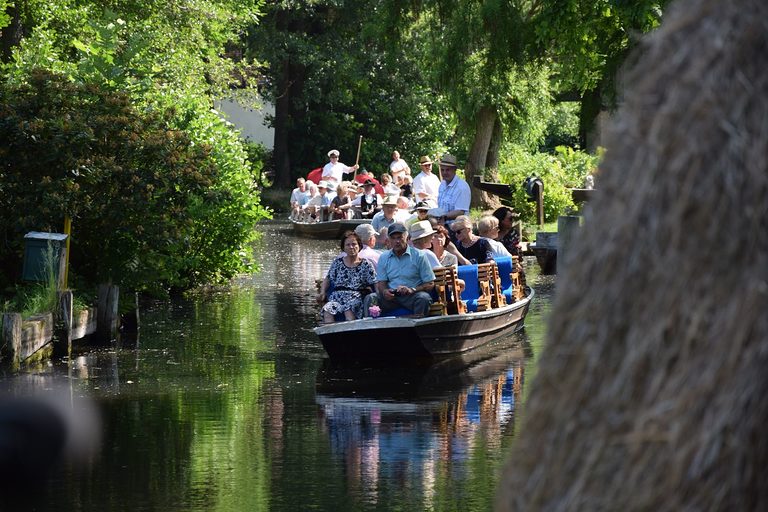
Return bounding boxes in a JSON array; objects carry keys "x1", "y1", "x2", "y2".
[{"x1": 389, "y1": 151, "x2": 411, "y2": 185}]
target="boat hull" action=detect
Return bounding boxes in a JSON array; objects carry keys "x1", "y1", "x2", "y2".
[
  {"x1": 315, "y1": 289, "x2": 534, "y2": 360},
  {"x1": 291, "y1": 218, "x2": 372, "y2": 239}
]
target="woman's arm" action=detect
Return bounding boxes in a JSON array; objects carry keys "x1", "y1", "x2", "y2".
[{"x1": 446, "y1": 241, "x2": 471, "y2": 265}]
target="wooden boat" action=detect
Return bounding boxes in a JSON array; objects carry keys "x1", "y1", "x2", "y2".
[
  {"x1": 315, "y1": 260, "x2": 533, "y2": 360},
  {"x1": 290, "y1": 217, "x2": 372, "y2": 239}
]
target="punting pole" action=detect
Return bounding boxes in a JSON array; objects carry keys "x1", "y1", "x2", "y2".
[{"x1": 353, "y1": 135, "x2": 363, "y2": 178}]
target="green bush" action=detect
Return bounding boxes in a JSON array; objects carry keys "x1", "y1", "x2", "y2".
[
  {"x1": 0, "y1": 70, "x2": 268, "y2": 295},
  {"x1": 497, "y1": 144, "x2": 600, "y2": 224}
]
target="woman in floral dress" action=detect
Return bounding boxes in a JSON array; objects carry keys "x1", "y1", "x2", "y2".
[{"x1": 317, "y1": 231, "x2": 377, "y2": 323}]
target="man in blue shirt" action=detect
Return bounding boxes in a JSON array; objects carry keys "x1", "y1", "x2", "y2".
[
  {"x1": 367, "y1": 223, "x2": 434, "y2": 317},
  {"x1": 437, "y1": 154, "x2": 471, "y2": 223}
]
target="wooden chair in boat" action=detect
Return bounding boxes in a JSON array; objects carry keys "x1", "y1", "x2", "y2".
[
  {"x1": 428, "y1": 266, "x2": 465, "y2": 316},
  {"x1": 510, "y1": 256, "x2": 525, "y2": 301},
  {"x1": 474, "y1": 263, "x2": 495, "y2": 312},
  {"x1": 489, "y1": 262, "x2": 507, "y2": 308}
]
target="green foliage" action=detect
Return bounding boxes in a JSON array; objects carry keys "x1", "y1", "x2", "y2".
[
  {"x1": 0, "y1": 70, "x2": 267, "y2": 294},
  {"x1": 497, "y1": 144, "x2": 600, "y2": 223}
]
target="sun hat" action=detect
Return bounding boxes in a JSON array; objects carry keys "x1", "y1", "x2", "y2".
[
  {"x1": 382, "y1": 195, "x2": 399, "y2": 206},
  {"x1": 413, "y1": 200, "x2": 433, "y2": 212},
  {"x1": 317, "y1": 180, "x2": 328, "y2": 189},
  {"x1": 327, "y1": 149, "x2": 340, "y2": 157},
  {"x1": 427, "y1": 207, "x2": 446, "y2": 218},
  {"x1": 387, "y1": 223, "x2": 407, "y2": 236},
  {"x1": 355, "y1": 223, "x2": 377, "y2": 240},
  {"x1": 409, "y1": 220, "x2": 436, "y2": 241},
  {"x1": 439, "y1": 154, "x2": 458, "y2": 167},
  {"x1": 325, "y1": 181, "x2": 337, "y2": 192},
  {"x1": 419, "y1": 155, "x2": 433, "y2": 165}
]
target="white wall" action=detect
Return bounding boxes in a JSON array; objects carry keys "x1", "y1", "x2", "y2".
[{"x1": 214, "y1": 96, "x2": 275, "y2": 150}]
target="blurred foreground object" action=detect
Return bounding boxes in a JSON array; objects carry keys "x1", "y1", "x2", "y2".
[{"x1": 498, "y1": 0, "x2": 768, "y2": 509}]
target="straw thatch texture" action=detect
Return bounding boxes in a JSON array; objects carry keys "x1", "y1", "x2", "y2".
[{"x1": 497, "y1": 0, "x2": 768, "y2": 510}]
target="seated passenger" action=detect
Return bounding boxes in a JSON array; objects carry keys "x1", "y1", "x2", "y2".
[
  {"x1": 364, "y1": 223, "x2": 434, "y2": 317},
  {"x1": 329, "y1": 182, "x2": 352, "y2": 220},
  {"x1": 380, "y1": 173, "x2": 401, "y2": 197},
  {"x1": 317, "y1": 231, "x2": 377, "y2": 323},
  {"x1": 408, "y1": 221, "x2": 441, "y2": 268},
  {"x1": 491, "y1": 206, "x2": 522, "y2": 256},
  {"x1": 451, "y1": 215, "x2": 494, "y2": 264},
  {"x1": 304, "y1": 180, "x2": 333, "y2": 220},
  {"x1": 477, "y1": 216, "x2": 513, "y2": 259},
  {"x1": 290, "y1": 178, "x2": 308, "y2": 220},
  {"x1": 345, "y1": 179, "x2": 381, "y2": 219},
  {"x1": 430, "y1": 224, "x2": 470, "y2": 267}
]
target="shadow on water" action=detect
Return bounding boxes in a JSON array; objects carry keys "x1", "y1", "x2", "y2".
[{"x1": 0, "y1": 219, "x2": 554, "y2": 512}]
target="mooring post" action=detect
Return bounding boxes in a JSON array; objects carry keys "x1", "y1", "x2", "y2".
[
  {"x1": 2, "y1": 313, "x2": 22, "y2": 368},
  {"x1": 56, "y1": 290, "x2": 74, "y2": 353},
  {"x1": 557, "y1": 215, "x2": 581, "y2": 279},
  {"x1": 97, "y1": 284, "x2": 120, "y2": 341}
]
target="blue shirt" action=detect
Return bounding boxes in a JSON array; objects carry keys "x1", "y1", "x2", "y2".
[
  {"x1": 377, "y1": 246, "x2": 435, "y2": 288},
  {"x1": 438, "y1": 176, "x2": 471, "y2": 215}
]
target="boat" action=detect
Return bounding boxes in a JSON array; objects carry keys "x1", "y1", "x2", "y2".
[
  {"x1": 314, "y1": 260, "x2": 534, "y2": 360},
  {"x1": 290, "y1": 217, "x2": 372, "y2": 239}
]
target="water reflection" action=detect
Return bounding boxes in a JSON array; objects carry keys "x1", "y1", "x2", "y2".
[{"x1": 315, "y1": 340, "x2": 526, "y2": 509}]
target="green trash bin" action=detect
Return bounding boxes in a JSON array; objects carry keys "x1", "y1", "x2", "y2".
[{"x1": 22, "y1": 232, "x2": 68, "y2": 285}]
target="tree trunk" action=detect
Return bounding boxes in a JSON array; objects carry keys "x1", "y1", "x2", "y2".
[
  {"x1": 485, "y1": 116, "x2": 502, "y2": 171},
  {"x1": 465, "y1": 105, "x2": 502, "y2": 210},
  {"x1": 0, "y1": 4, "x2": 24, "y2": 63}
]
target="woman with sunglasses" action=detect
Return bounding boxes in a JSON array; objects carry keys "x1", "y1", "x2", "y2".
[{"x1": 451, "y1": 215, "x2": 494, "y2": 264}]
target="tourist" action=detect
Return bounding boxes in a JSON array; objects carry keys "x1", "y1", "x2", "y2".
[
  {"x1": 477, "y1": 216, "x2": 513, "y2": 259},
  {"x1": 329, "y1": 182, "x2": 352, "y2": 220},
  {"x1": 372, "y1": 195, "x2": 400, "y2": 235},
  {"x1": 492, "y1": 206, "x2": 521, "y2": 257},
  {"x1": 412, "y1": 156, "x2": 441, "y2": 203},
  {"x1": 343, "y1": 179, "x2": 381, "y2": 219},
  {"x1": 430, "y1": 224, "x2": 469, "y2": 267},
  {"x1": 405, "y1": 200, "x2": 433, "y2": 228},
  {"x1": 354, "y1": 223, "x2": 381, "y2": 271},
  {"x1": 451, "y1": 215, "x2": 494, "y2": 264},
  {"x1": 290, "y1": 178, "x2": 311, "y2": 220},
  {"x1": 366, "y1": 223, "x2": 434, "y2": 317},
  {"x1": 304, "y1": 180, "x2": 332, "y2": 220},
  {"x1": 399, "y1": 174, "x2": 414, "y2": 199},
  {"x1": 380, "y1": 173, "x2": 401, "y2": 197},
  {"x1": 388, "y1": 151, "x2": 411, "y2": 186},
  {"x1": 437, "y1": 154, "x2": 471, "y2": 223},
  {"x1": 322, "y1": 149, "x2": 359, "y2": 183},
  {"x1": 408, "y1": 221, "x2": 441, "y2": 268},
  {"x1": 317, "y1": 231, "x2": 377, "y2": 323}
]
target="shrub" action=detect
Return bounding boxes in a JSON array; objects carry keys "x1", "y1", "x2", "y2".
[{"x1": 0, "y1": 70, "x2": 268, "y2": 295}]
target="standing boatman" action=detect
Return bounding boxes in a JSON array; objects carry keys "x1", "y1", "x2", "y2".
[{"x1": 322, "y1": 149, "x2": 359, "y2": 184}]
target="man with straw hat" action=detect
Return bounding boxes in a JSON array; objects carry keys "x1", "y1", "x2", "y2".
[
  {"x1": 371, "y1": 195, "x2": 400, "y2": 234},
  {"x1": 412, "y1": 155, "x2": 441, "y2": 203},
  {"x1": 437, "y1": 154, "x2": 471, "y2": 223},
  {"x1": 408, "y1": 220, "x2": 441, "y2": 268},
  {"x1": 322, "y1": 149, "x2": 359, "y2": 183}
]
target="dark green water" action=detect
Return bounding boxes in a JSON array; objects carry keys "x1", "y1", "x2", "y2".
[{"x1": 0, "y1": 220, "x2": 554, "y2": 511}]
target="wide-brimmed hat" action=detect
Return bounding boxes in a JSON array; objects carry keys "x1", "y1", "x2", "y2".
[
  {"x1": 439, "y1": 154, "x2": 458, "y2": 167},
  {"x1": 382, "y1": 195, "x2": 399, "y2": 206},
  {"x1": 325, "y1": 181, "x2": 337, "y2": 191},
  {"x1": 327, "y1": 149, "x2": 340, "y2": 158},
  {"x1": 355, "y1": 223, "x2": 377, "y2": 240},
  {"x1": 317, "y1": 180, "x2": 329, "y2": 189},
  {"x1": 387, "y1": 223, "x2": 407, "y2": 236},
  {"x1": 413, "y1": 200, "x2": 434, "y2": 212},
  {"x1": 419, "y1": 155, "x2": 433, "y2": 165},
  {"x1": 409, "y1": 220, "x2": 435, "y2": 241}
]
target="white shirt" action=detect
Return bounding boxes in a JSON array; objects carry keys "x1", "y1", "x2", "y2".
[
  {"x1": 290, "y1": 187, "x2": 306, "y2": 206},
  {"x1": 412, "y1": 171, "x2": 441, "y2": 201},
  {"x1": 389, "y1": 158, "x2": 409, "y2": 182},
  {"x1": 438, "y1": 176, "x2": 471, "y2": 217},
  {"x1": 322, "y1": 161, "x2": 354, "y2": 182},
  {"x1": 485, "y1": 238, "x2": 512, "y2": 259}
]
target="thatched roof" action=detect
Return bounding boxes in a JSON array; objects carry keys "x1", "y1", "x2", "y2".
[{"x1": 497, "y1": 0, "x2": 768, "y2": 509}]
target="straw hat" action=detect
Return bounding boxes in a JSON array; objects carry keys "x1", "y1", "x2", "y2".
[
  {"x1": 440, "y1": 154, "x2": 458, "y2": 167},
  {"x1": 419, "y1": 155, "x2": 433, "y2": 165},
  {"x1": 382, "y1": 195, "x2": 399, "y2": 206},
  {"x1": 409, "y1": 220, "x2": 436, "y2": 241}
]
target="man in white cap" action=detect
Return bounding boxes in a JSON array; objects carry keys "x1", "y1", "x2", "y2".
[
  {"x1": 364, "y1": 222, "x2": 434, "y2": 317},
  {"x1": 371, "y1": 195, "x2": 400, "y2": 234},
  {"x1": 354, "y1": 223, "x2": 381, "y2": 270},
  {"x1": 408, "y1": 220, "x2": 441, "y2": 268},
  {"x1": 437, "y1": 154, "x2": 471, "y2": 222},
  {"x1": 322, "y1": 149, "x2": 359, "y2": 183},
  {"x1": 412, "y1": 155, "x2": 441, "y2": 203}
]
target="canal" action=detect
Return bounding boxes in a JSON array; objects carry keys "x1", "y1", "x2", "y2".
[{"x1": 0, "y1": 220, "x2": 554, "y2": 511}]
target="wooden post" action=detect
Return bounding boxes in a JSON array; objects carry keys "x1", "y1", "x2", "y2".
[
  {"x1": 535, "y1": 183, "x2": 545, "y2": 226},
  {"x1": 557, "y1": 215, "x2": 581, "y2": 279},
  {"x1": 55, "y1": 290, "x2": 73, "y2": 354},
  {"x1": 2, "y1": 313, "x2": 22, "y2": 368},
  {"x1": 97, "y1": 284, "x2": 120, "y2": 341}
]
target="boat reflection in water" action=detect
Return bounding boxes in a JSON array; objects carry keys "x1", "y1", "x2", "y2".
[{"x1": 315, "y1": 338, "x2": 528, "y2": 507}]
